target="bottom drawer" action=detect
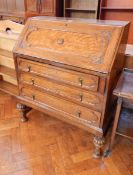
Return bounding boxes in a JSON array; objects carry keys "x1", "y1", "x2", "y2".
[{"x1": 20, "y1": 86, "x2": 101, "y2": 127}]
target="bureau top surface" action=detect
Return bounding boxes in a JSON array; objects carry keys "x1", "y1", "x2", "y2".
[
  {"x1": 14, "y1": 17, "x2": 129, "y2": 74},
  {"x1": 24, "y1": 16, "x2": 129, "y2": 27}
]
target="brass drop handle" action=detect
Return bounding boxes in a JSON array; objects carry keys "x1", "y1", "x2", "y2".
[
  {"x1": 32, "y1": 94, "x2": 35, "y2": 100},
  {"x1": 31, "y1": 79, "x2": 35, "y2": 85},
  {"x1": 27, "y1": 66, "x2": 31, "y2": 72},
  {"x1": 76, "y1": 110, "x2": 81, "y2": 118},
  {"x1": 79, "y1": 93, "x2": 83, "y2": 102},
  {"x1": 79, "y1": 78, "x2": 83, "y2": 87},
  {"x1": 57, "y1": 38, "x2": 64, "y2": 45}
]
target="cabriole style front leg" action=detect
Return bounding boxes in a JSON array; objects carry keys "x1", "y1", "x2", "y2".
[
  {"x1": 93, "y1": 136, "x2": 105, "y2": 158},
  {"x1": 17, "y1": 103, "x2": 31, "y2": 122}
]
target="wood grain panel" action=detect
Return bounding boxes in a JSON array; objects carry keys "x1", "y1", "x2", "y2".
[
  {"x1": 26, "y1": 0, "x2": 38, "y2": 13},
  {"x1": 21, "y1": 85, "x2": 101, "y2": 127},
  {"x1": 40, "y1": 0, "x2": 55, "y2": 14},
  {"x1": 13, "y1": 17, "x2": 129, "y2": 156},
  {"x1": 18, "y1": 58, "x2": 99, "y2": 92},
  {"x1": 16, "y1": 21, "x2": 124, "y2": 73},
  {"x1": 20, "y1": 72, "x2": 103, "y2": 111},
  {"x1": 26, "y1": 28, "x2": 109, "y2": 58}
]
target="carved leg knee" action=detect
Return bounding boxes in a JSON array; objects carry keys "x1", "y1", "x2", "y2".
[
  {"x1": 17, "y1": 103, "x2": 31, "y2": 122},
  {"x1": 93, "y1": 136, "x2": 105, "y2": 158}
]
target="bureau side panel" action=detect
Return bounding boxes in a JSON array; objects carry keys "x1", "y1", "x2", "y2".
[{"x1": 101, "y1": 23, "x2": 130, "y2": 133}]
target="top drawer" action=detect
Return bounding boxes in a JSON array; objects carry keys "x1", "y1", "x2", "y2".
[{"x1": 18, "y1": 58, "x2": 99, "y2": 92}]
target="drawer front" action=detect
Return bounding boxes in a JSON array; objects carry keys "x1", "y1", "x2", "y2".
[
  {"x1": 20, "y1": 86, "x2": 101, "y2": 127},
  {"x1": 0, "y1": 55, "x2": 15, "y2": 69},
  {"x1": 20, "y1": 72, "x2": 103, "y2": 111},
  {"x1": 18, "y1": 58, "x2": 99, "y2": 92},
  {"x1": 0, "y1": 37, "x2": 16, "y2": 51},
  {"x1": 1, "y1": 16, "x2": 24, "y2": 24}
]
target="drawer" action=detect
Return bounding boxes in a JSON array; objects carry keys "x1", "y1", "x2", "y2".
[
  {"x1": 0, "y1": 36, "x2": 16, "y2": 51},
  {"x1": 20, "y1": 86, "x2": 101, "y2": 127},
  {"x1": 1, "y1": 74, "x2": 17, "y2": 85},
  {"x1": 0, "y1": 55, "x2": 15, "y2": 69},
  {"x1": 18, "y1": 58, "x2": 99, "y2": 92},
  {"x1": 20, "y1": 72, "x2": 103, "y2": 111},
  {"x1": 1, "y1": 16, "x2": 24, "y2": 24}
]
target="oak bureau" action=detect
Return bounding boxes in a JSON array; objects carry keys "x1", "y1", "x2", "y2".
[{"x1": 13, "y1": 17, "x2": 129, "y2": 158}]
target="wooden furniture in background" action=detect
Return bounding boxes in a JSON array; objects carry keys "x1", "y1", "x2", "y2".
[
  {"x1": 12, "y1": 17, "x2": 129, "y2": 158},
  {"x1": 99, "y1": 0, "x2": 133, "y2": 44},
  {"x1": 0, "y1": 0, "x2": 25, "y2": 23},
  {"x1": 0, "y1": 0, "x2": 63, "y2": 23},
  {"x1": 125, "y1": 44, "x2": 133, "y2": 69},
  {"x1": 0, "y1": 20, "x2": 23, "y2": 95},
  {"x1": 64, "y1": 0, "x2": 100, "y2": 19},
  {"x1": 26, "y1": 0, "x2": 63, "y2": 18},
  {"x1": 110, "y1": 70, "x2": 133, "y2": 150}
]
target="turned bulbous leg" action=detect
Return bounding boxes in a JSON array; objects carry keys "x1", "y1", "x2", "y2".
[
  {"x1": 17, "y1": 103, "x2": 31, "y2": 122},
  {"x1": 93, "y1": 136, "x2": 105, "y2": 158}
]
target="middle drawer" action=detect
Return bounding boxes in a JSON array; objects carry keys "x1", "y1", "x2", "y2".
[{"x1": 20, "y1": 72, "x2": 103, "y2": 111}]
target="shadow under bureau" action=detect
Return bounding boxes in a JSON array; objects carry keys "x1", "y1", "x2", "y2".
[{"x1": 12, "y1": 17, "x2": 129, "y2": 158}]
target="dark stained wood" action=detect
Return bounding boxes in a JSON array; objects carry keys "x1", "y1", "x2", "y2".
[
  {"x1": 113, "y1": 70, "x2": 133, "y2": 99},
  {"x1": 117, "y1": 107, "x2": 133, "y2": 139},
  {"x1": 125, "y1": 55, "x2": 133, "y2": 69},
  {"x1": 125, "y1": 45, "x2": 133, "y2": 69},
  {"x1": 16, "y1": 103, "x2": 31, "y2": 122},
  {"x1": 110, "y1": 70, "x2": 133, "y2": 151},
  {"x1": 110, "y1": 97, "x2": 122, "y2": 150}
]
